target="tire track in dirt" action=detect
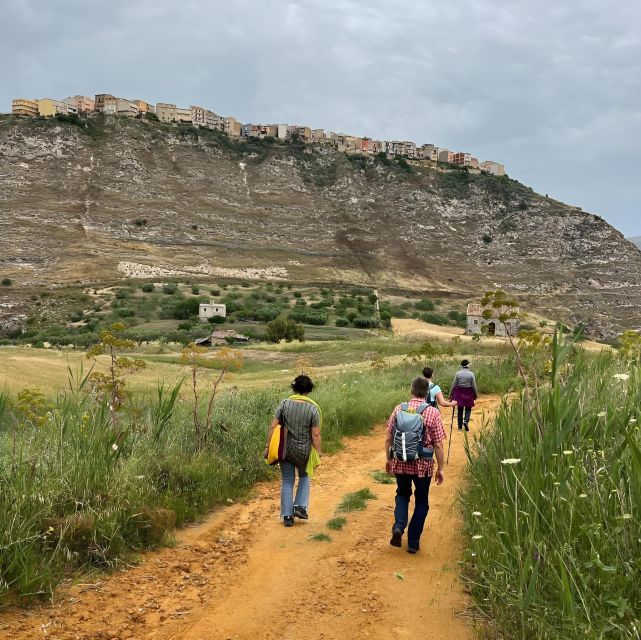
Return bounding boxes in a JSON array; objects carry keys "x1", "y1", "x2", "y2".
[{"x1": 0, "y1": 397, "x2": 500, "y2": 640}]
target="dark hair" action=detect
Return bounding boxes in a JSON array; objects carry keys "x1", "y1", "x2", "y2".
[
  {"x1": 461, "y1": 359, "x2": 470, "y2": 367},
  {"x1": 410, "y1": 376, "x2": 429, "y2": 398},
  {"x1": 291, "y1": 374, "x2": 314, "y2": 394},
  {"x1": 422, "y1": 367, "x2": 434, "y2": 379}
]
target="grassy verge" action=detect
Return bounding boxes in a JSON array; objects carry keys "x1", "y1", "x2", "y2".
[
  {"x1": 461, "y1": 344, "x2": 640, "y2": 638},
  {"x1": 0, "y1": 355, "x2": 517, "y2": 602}
]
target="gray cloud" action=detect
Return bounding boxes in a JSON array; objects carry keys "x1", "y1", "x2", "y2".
[{"x1": 2, "y1": 0, "x2": 640, "y2": 234}]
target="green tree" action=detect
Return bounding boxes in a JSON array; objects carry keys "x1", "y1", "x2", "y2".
[{"x1": 266, "y1": 317, "x2": 305, "y2": 343}]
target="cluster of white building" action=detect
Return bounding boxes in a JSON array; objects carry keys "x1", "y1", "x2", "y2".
[{"x1": 10, "y1": 93, "x2": 505, "y2": 175}]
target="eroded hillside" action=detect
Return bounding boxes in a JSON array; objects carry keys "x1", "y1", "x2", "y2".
[{"x1": 0, "y1": 115, "x2": 639, "y2": 336}]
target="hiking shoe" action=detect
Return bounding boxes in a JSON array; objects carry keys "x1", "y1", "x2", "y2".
[
  {"x1": 390, "y1": 529, "x2": 403, "y2": 547},
  {"x1": 407, "y1": 546, "x2": 419, "y2": 554},
  {"x1": 283, "y1": 516, "x2": 294, "y2": 527},
  {"x1": 464, "y1": 423, "x2": 470, "y2": 432},
  {"x1": 458, "y1": 427, "x2": 462, "y2": 431},
  {"x1": 293, "y1": 505, "x2": 309, "y2": 520}
]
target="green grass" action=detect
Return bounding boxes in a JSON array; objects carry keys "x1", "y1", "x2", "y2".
[
  {"x1": 327, "y1": 516, "x2": 347, "y2": 531},
  {"x1": 309, "y1": 532, "x2": 332, "y2": 542},
  {"x1": 336, "y1": 488, "x2": 377, "y2": 513},
  {"x1": 461, "y1": 340, "x2": 641, "y2": 639},
  {"x1": 371, "y1": 470, "x2": 395, "y2": 484}
]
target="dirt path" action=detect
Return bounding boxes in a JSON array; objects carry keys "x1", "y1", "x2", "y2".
[{"x1": 0, "y1": 397, "x2": 500, "y2": 640}]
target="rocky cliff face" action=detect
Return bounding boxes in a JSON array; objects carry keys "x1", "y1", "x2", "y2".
[{"x1": 1, "y1": 115, "x2": 640, "y2": 337}]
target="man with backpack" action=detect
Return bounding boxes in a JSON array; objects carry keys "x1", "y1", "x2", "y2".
[{"x1": 385, "y1": 376, "x2": 446, "y2": 554}]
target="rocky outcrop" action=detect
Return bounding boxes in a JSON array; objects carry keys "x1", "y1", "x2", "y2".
[{"x1": 1, "y1": 114, "x2": 640, "y2": 337}]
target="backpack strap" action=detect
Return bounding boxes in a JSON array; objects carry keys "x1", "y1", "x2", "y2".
[
  {"x1": 416, "y1": 402, "x2": 429, "y2": 415},
  {"x1": 400, "y1": 402, "x2": 409, "y2": 412}
]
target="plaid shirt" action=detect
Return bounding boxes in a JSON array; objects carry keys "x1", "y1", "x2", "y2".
[{"x1": 386, "y1": 397, "x2": 446, "y2": 478}]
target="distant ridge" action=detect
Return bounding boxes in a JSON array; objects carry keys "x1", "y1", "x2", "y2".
[{"x1": 628, "y1": 236, "x2": 641, "y2": 249}]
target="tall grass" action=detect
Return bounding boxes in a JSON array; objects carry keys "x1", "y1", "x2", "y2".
[
  {"x1": 462, "y1": 341, "x2": 641, "y2": 638},
  {"x1": 0, "y1": 356, "x2": 516, "y2": 601}
]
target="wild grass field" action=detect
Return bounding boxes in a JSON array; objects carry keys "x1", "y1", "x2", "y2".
[{"x1": 462, "y1": 340, "x2": 641, "y2": 638}]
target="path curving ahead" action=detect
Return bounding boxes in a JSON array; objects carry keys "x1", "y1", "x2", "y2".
[{"x1": 0, "y1": 397, "x2": 500, "y2": 640}]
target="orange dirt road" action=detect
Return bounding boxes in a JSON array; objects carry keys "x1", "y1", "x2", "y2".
[{"x1": 0, "y1": 397, "x2": 500, "y2": 640}]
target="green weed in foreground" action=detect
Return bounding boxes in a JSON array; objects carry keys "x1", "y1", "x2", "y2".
[
  {"x1": 337, "y1": 488, "x2": 376, "y2": 512},
  {"x1": 327, "y1": 516, "x2": 347, "y2": 531},
  {"x1": 309, "y1": 532, "x2": 332, "y2": 542},
  {"x1": 462, "y1": 340, "x2": 641, "y2": 639},
  {"x1": 371, "y1": 470, "x2": 395, "y2": 484}
]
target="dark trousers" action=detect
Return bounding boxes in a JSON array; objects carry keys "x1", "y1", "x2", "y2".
[
  {"x1": 393, "y1": 474, "x2": 432, "y2": 549},
  {"x1": 457, "y1": 406, "x2": 472, "y2": 428}
]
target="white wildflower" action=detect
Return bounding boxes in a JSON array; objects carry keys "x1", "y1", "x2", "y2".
[
  {"x1": 554, "y1": 482, "x2": 561, "y2": 486},
  {"x1": 501, "y1": 458, "x2": 521, "y2": 465},
  {"x1": 629, "y1": 419, "x2": 637, "y2": 424},
  {"x1": 597, "y1": 411, "x2": 606, "y2": 418},
  {"x1": 613, "y1": 374, "x2": 630, "y2": 381},
  {"x1": 579, "y1": 494, "x2": 588, "y2": 498},
  {"x1": 472, "y1": 511, "x2": 482, "y2": 517},
  {"x1": 111, "y1": 443, "x2": 118, "y2": 451},
  {"x1": 622, "y1": 514, "x2": 632, "y2": 520},
  {"x1": 563, "y1": 450, "x2": 573, "y2": 455},
  {"x1": 472, "y1": 535, "x2": 483, "y2": 540}
]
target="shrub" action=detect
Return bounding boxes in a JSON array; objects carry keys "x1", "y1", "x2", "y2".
[
  {"x1": 288, "y1": 310, "x2": 328, "y2": 326},
  {"x1": 415, "y1": 299, "x2": 435, "y2": 311},
  {"x1": 162, "y1": 283, "x2": 178, "y2": 295},
  {"x1": 141, "y1": 283, "x2": 155, "y2": 293},
  {"x1": 171, "y1": 297, "x2": 203, "y2": 320},
  {"x1": 335, "y1": 317, "x2": 349, "y2": 327},
  {"x1": 293, "y1": 291, "x2": 302, "y2": 299},
  {"x1": 352, "y1": 316, "x2": 380, "y2": 328},
  {"x1": 482, "y1": 233, "x2": 493, "y2": 244},
  {"x1": 191, "y1": 285, "x2": 200, "y2": 294},
  {"x1": 420, "y1": 312, "x2": 448, "y2": 326},
  {"x1": 266, "y1": 317, "x2": 305, "y2": 342},
  {"x1": 210, "y1": 289, "x2": 220, "y2": 296},
  {"x1": 207, "y1": 315, "x2": 226, "y2": 325}
]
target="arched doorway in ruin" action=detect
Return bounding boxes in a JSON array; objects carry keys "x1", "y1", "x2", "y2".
[{"x1": 487, "y1": 321, "x2": 496, "y2": 336}]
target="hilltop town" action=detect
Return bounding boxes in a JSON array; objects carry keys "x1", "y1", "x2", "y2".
[{"x1": 10, "y1": 93, "x2": 505, "y2": 175}]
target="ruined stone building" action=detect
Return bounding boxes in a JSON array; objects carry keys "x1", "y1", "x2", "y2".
[{"x1": 466, "y1": 303, "x2": 520, "y2": 337}]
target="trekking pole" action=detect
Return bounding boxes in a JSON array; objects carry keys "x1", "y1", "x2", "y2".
[{"x1": 446, "y1": 407, "x2": 455, "y2": 465}]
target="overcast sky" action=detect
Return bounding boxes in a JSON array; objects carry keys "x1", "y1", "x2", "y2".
[{"x1": 2, "y1": 0, "x2": 640, "y2": 236}]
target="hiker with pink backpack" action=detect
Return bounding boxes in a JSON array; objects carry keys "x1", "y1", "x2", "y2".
[{"x1": 385, "y1": 376, "x2": 446, "y2": 554}]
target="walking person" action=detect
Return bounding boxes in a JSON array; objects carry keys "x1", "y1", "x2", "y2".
[
  {"x1": 422, "y1": 366, "x2": 457, "y2": 410},
  {"x1": 450, "y1": 359, "x2": 478, "y2": 431},
  {"x1": 385, "y1": 377, "x2": 446, "y2": 554},
  {"x1": 266, "y1": 375, "x2": 322, "y2": 527}
]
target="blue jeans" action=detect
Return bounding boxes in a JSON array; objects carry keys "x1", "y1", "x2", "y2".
[
  {"x1": 280, "y1": 460, "x2": 310, "y2": 518},
  {"x1": 393, "y1": 474, "x2": 432, "y2": 549}
]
